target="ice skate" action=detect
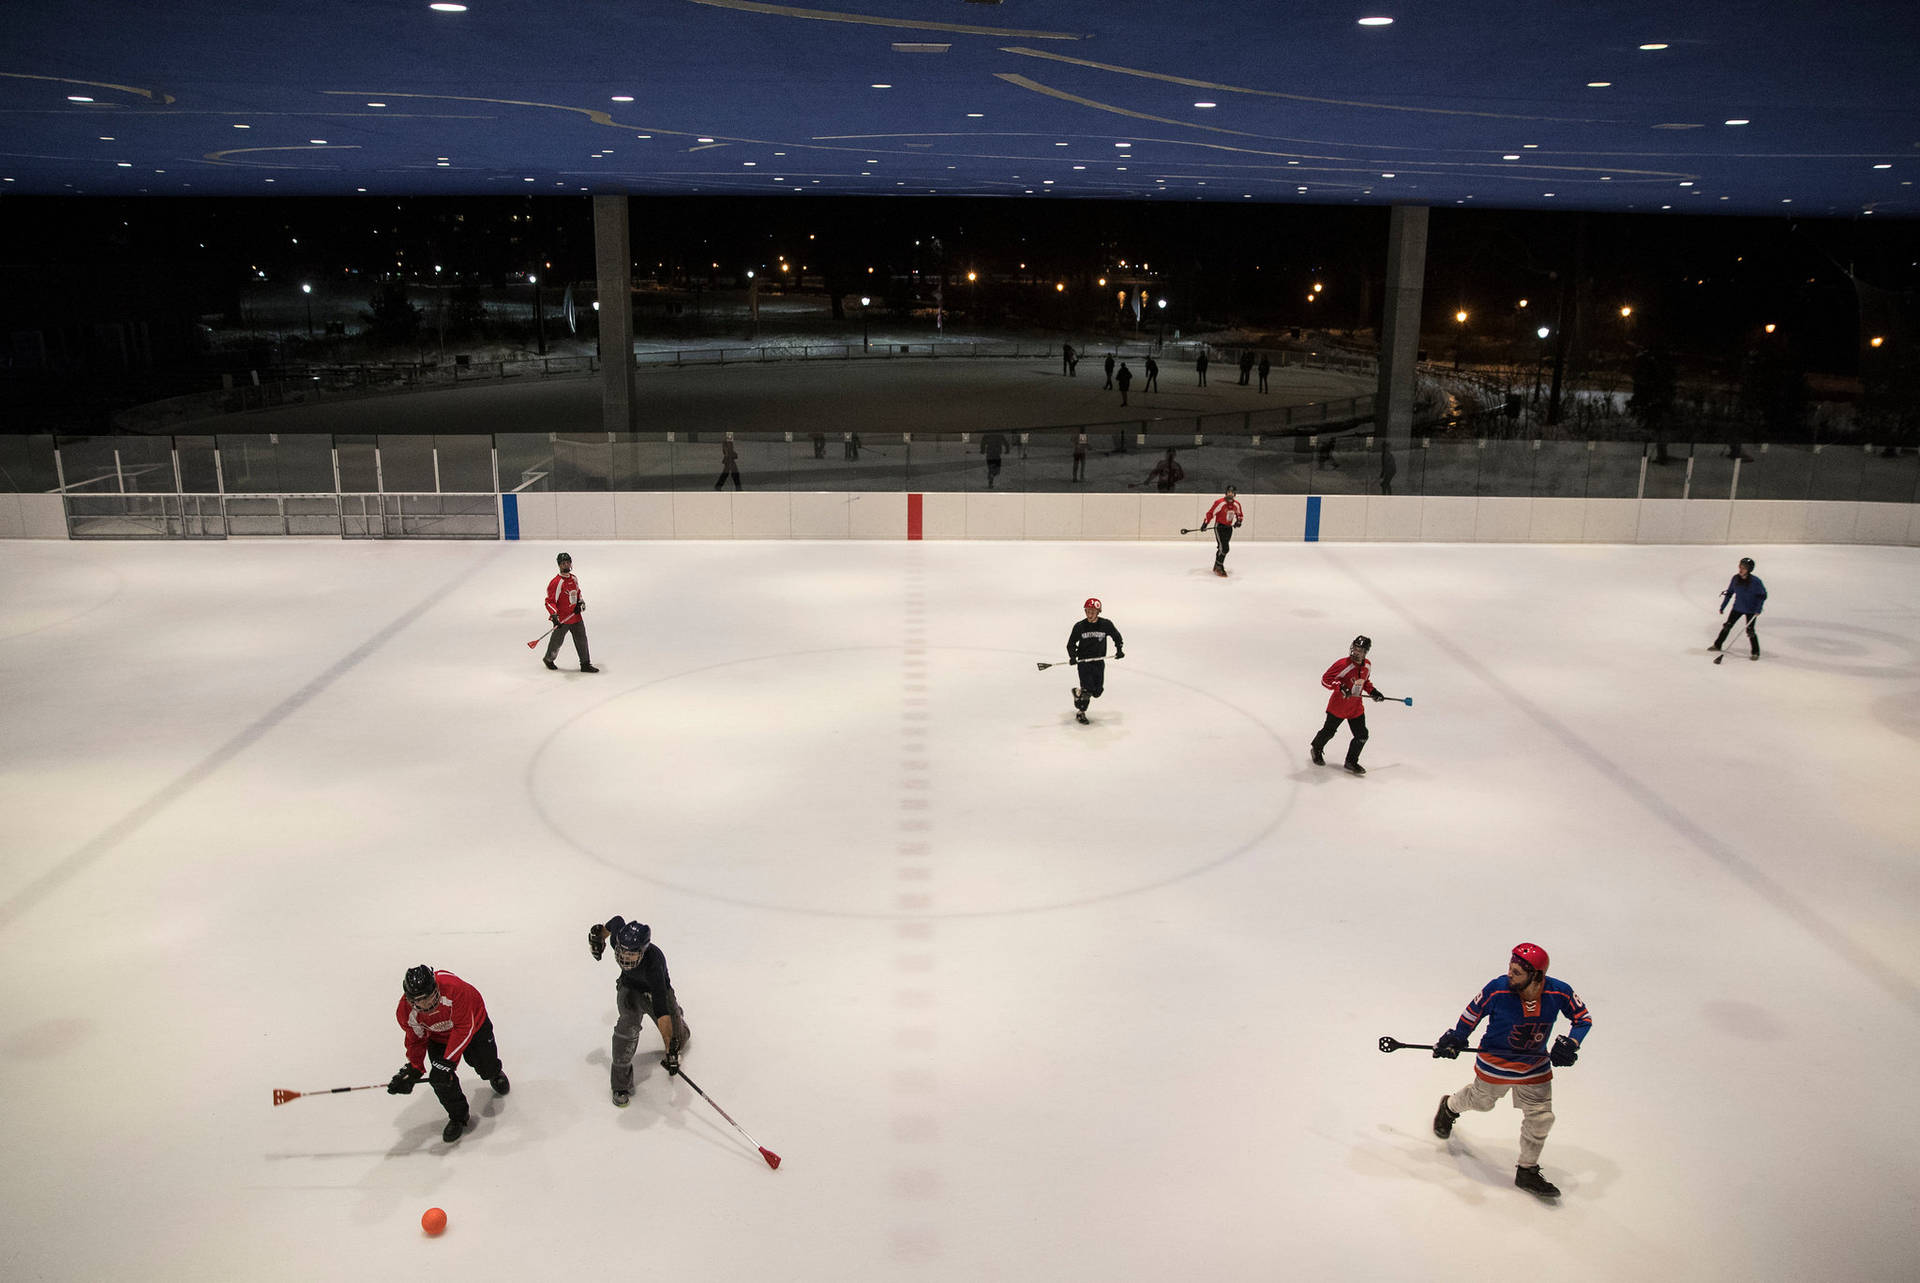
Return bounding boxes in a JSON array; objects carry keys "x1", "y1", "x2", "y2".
[
  {"x1": 1214, "y1": 565, "x2": 1227, "y2": 578},
  {"x1": 1514, "y1": 1165, "x2": 1560, "y2": 1198},
  {"x1": 1433, "y1": 1095, "x2": 1459, "y2": 1139},
  {"x1": 1344, "y1": 761, "x2": 1366, "y2": 776},
  {"x1": 489, "y1": 1073, "x2": 510, "y2": 1096},
  {"x1": 442, "y1": 1115, "x2": 470, "y2": 1144},
  {"x1": 580, "y1": 663, "x2": 599, "y2": 673},
  {"x1": 1075, "y1": 710, "x2": 1090, "y2": 725},
  {"x1": 543, "y1": 656, "x2": 558, "y2": 670},
  {"x1": 1309, "y1": 744, "x2": 1325, "y2": 766}
]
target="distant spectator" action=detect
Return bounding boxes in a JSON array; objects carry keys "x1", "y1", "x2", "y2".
[
  {"x1": 981, "y1": 430, "x2": 1010, "y2": 488},
  {"x1": 1104, "y1": 353, "x2": 1116, "y2": 389},
  {"x1": 1238, "y1": 350, "x2": 1255, "y2": 385},
  {"x1": 844, "y1": 432, "x2": 862, "y2": 460},
  {"x1": 1258, "y1": 353, "x2": 1272, "y2": 393},
  {"x1": 1380, "y1": 441, "x2": 1397, "y2": 495},
  {"x1": 1116, "y1": 362, "x2": 1133, "y2": 407},
  {"x1": 1143, "y1": 354, "x2": 1159, "y2": 393},
  {"x1": 1144, "y1": 447, "x2": 1185, "y2": 492},
  {"x1": 1062, "y1": 342, "x2": 1077, "y2": 376},
  {"x1": 811, "y1": 432, "x2": 826, "y2": 459},
  {"x1": 713, "y1": 434, "x2": 742, "y2": 490},
  {"x1": 1196, "y1": 350, "x2": 1209, "y2": 386},
  {"x1": 1072, "y1": 433, "x2": 1088, "y2": 483}
]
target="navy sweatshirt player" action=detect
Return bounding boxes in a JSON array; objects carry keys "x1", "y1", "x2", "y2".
[
  {"x1": 1066, "y1": 598, "x2": 1124, "y2": 725},
  {"x1": 1430, "y1": 942, "x2": 1592, "y2": 1199}
]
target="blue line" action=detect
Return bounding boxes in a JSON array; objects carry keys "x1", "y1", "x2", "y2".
[
  {"x1": 1304, "y1": 495, "x2": 1321, "y2": 542},
  {"x1": 501, "y1": 493, "x2": 519, "y2": 540}
]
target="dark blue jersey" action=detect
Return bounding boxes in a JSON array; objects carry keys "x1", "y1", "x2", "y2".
[{"x1": 1451, "y1": 975, "x2": 1592, "y2": 1085}]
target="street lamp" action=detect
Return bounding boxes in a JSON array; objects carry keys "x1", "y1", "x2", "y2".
[
  {"x1": 1453, "y1": 309, "x2": 1468, "y2": 369},
  {"x1": 301, "y1": 282, "x2": 313, "y2": 338},
  {"x1": 1156, "y1": 295, "x2": 1168, "y2": 348},
  {"x1": 860, "y1": 295, "x2": 871, "y2": 351},
  {"x1": 529, "y1": 273, "x2": 546, "y2": 356}
]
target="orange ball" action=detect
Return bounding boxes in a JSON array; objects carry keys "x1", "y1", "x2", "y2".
[{"x1": 421, "y1": 1207, "x2": 447, "y2": 1236}]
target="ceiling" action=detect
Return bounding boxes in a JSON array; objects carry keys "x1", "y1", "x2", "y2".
[{"x1": 5, "y1": 0, "x2": 1917, "y2": 216}]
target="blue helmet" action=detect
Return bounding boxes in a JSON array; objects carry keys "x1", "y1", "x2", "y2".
[{"x1": 613, "y1": 921, "x2": 651, "y2": 954}]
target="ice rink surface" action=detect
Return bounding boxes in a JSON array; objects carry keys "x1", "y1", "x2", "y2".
[{"x1": 2, "y1": 536, "x2": 1917, "y2": 1282}]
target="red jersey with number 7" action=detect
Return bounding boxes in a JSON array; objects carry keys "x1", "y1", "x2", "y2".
[{"x1": 1320, "y1": 656, "x2": 1376, "y2": 719}]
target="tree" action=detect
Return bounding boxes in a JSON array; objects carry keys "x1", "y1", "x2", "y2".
[
  {"x1": 1629, "y1": 346, "x2": 1678, "y2": 463},
  {"x1": 362, "y1": 279, "x2": 421, "y2": 346}
]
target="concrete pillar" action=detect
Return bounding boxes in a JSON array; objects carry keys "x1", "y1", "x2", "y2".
[
  {"x1": 592, "y1": 195, "x2": 635, "y2": 434},
  {"x1": 1374, "y1": 204, "x2": 1429, "y2": 445}
]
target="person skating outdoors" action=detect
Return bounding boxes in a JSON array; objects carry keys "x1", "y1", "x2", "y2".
[
  {"x1": 543, "y1": 552, "x2": 597, "y2": 673},
  {"x1": 1062, "y1": 341, "x2": 1076, "y2": 376},
  {"x1": 1309, "y1": 635, "x2": 1383, "y2": 774},
  {"x1": 1116, "y1": 361, "x2": 1133, "y2": 407},
  {"x1": 1238, "y1": 349, "x2": 1255, "y2": 385},
  {"x1": 1103, "y1": 352, "x2": 1116, "y2": 389},
  {"x1": 1195, "y1": 349, "x2": 1209, "y2": 386},
  {"x1": 1430, "y1": 943, "x2": 1593, "y2": 1200},
  {"x1": 1202, "y1": 484, "x2": 1244, "y2": 577},
  {"x1": 981, "y1": 430, "x2": 1010, "y2": 488},
  {"x1": 1066, "y1": 597, "x2": 1124, "y2": 725},
  {"x1": 1711, "y1": 556, "x2": 1767, "y2": 660},
  {"x1": 586, "y1": 916, "x2": 691, "y2": 1107},
  {"x1": 1143, "y1": 353, "x2": 1159, "y2": 392},
  {"x1": 1144, "y1": 447, "x2": 1184, "y2": 493},
  {"x1": 713, "y1": 433, "x2": 742, "y2": 490},
  {"x1": 388, "y1": 965, "x2": 510, "y2": 1144}
]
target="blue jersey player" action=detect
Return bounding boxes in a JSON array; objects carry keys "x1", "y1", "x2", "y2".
[{"x1": 1430, "y1": 942, "x2": 1592, "y2": 1198}]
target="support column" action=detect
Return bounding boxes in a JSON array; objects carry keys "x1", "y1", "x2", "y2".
[
  {"x1": 1373, "y1": 204, "x2": 1429, "y2": 446},
  {"x1": 593, "y1": 195, "x2": 636, "y2": 434}
]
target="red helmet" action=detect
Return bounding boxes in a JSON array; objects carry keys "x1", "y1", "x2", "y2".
[
  {"x1": 1511, "y1": 942, "x2": 1549, "y2": 974},
  {"x1": 1084, "y1": 597, "x2": 1102, "y2": 613}
]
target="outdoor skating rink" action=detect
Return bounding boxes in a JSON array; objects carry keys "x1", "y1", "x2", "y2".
[{"x1": 2, "y1": 537, "x2": 1916, "y2": 1282}]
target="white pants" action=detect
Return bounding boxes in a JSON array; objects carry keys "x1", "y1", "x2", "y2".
[{"x1": 1449, "y1": 1077, "x2": 1555, "y2": 1166}]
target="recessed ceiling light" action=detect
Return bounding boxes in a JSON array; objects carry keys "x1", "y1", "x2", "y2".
[
  {"x1": 1725, "y1": 119, "x2": 1750, "y2": 126},
  {"x1": 1601, "y1": 176, "x2": 1612, "y2": 181},
  {"x1": 1288, "y1": 160, "x2": 1299, "y2": 165},
  {"x1": 1116, "y1": 166, "x2": 1127, "y2": 171},
  {"x1": 116, "y1": 162, "x2": 131, "y2": 168},
  {"x1": 1522, "y1": 143, "x2": 1538, "y2": 149},
  {"x1": 698, "y1": 137, "x2": 714, "y2": 143},
  {"x1": 1587, "y1": 82, "x2": 1611, "y2": 88},
  {"x1": 1381, "y1": 172, "x2": 1395, "y2": 178},
  {"x1": 1043, "y1": 180, "x2": 1054, "y2": 184},
  {"x1": 309, "y1": 139, "x2": 327, "y2": 145},
  {"x1": 234, "y1": 123, "x2": 250, "y2": 129},
  {"x1": 437, "y1": 162, "x2": 450, "y2": 167},
  {"x1": 743, "y1": 161, "x2": 756, "y2": 166},
  {"x1": 1781, "y1": 198, "x2": 1791, "y2": 203},
  {"x1": 98, "y1": 136, "x2": 114, "y2": 141},
  {"x1": 1679, "y1": 181, "x2": 1693, "y2": 186},
  {"x1": 1357, "y1": 17, "x2": 1393, "y2": 26},
  {"x1": 611, "y1": 95, "x2": 633, "y2": 103},
  {"x1": 1873, "y1": 163, "x2": 1892, "y2": 169},
  {"x1": 966, "y1": 112, "x2": 984, "y2": 118},
  {"x1": 1662, "y1": 204, "x2": 1672, "y2": 210},
  {"x1": 1503, "y1": 154, "x2": 1520, "y2": 160},
  {"x1": 1194, "y1": 102, "x2": 1217, "y2": 109},
  {"x1": 1055, "y1": 142, "x2": 1069, "y2": 146},
  {"x1": 1072, "y1": 165, "x2": 1086, "y2": 170},
  {"x1": 636, "y1": 134, "x2": 651, "y2": 139},
  {"x1": 871, "y1": 84, "x2": 892, "y2": 89},
  {"x1": 429, "y1": 3, "x2": 467, "y2": 11},
  {"x1": 367, "y1": 102, "x2": 386, "y2": 108},
  {"x1": 1639, "y1": 43, "x2": 1668, "y2": 50},
  {"x1": 1115, "y1": 143, "x2": 1131, "y2": 148},
  {"x1": 68, "y1": 95, "x2": 95, "y2": 103}
]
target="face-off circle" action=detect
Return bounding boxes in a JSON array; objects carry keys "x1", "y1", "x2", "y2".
[{"x1": 528, "y1": 647, "x2": 1296, "y2": 918}]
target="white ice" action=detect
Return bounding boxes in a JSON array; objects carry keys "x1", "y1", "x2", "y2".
[{"x1": 1, "y1": 537, "x2": 1917, "y2": 1282}]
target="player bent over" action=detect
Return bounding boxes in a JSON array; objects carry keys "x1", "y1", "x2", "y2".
[
  {"x1": 1067, "y1": 597, "x2": 1124, "y2": 725},
  {"x1": 1309, "y1": 635, "x2": 1383, "y2": 775},
  {"x1": 389, "y1": 965, "x2": 510, "y2": 1144},
  {"x1": 1430, "y1": 943, "x2": 1592, "y2": 1199},
  {"x1": 587, "y1": 916, "x2": 690, "y2": 1107}
]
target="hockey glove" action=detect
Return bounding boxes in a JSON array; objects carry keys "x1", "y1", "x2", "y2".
[
  {"x1": 1114, "y1": 650, "x2": 1125, "y2": 660},
  {"x1": 549, "y1": 614, "x2": 560, "y2": 625},
  {"x1": 588, "y1": 923, "x2": 608, "y2": 960},
  {"x1": 388, "y1": 1066, "x2": 423, "y2": 1095},
  {"x1": 428, "y1": 1057, "x2": 457, "y2": 1084},
  {"x1": 1367, "y1": 690, "x2": 1384, "y2": 702},
  {"x1": 1432, "y1": 1030, "x2": 1467, "y2": 1060},
  {"x1": 1549, "y1": 1035, "x2": 1580, "y2": 1067},
  {"x1": 661, "y1": 1052, "x2": 681, "y2": 1076},
  {"x1": 573, "y1": 601, "x2": 584, "y2": 614},
  {"x1": 1338, "y1": 684, "x2": 1353, "y2": 698}
]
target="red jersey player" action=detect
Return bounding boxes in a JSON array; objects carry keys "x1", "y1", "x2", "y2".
[
  {"x1": 1309, "y1": 634, "x2": 1383, "y2": 774},
  {"x1": 1202, "y1": 485, "x2": 1244, "y2": 577},
  {"x1": 388, "y1": 965, "x2": 511, "y2": 1143},
  {"x1": 543, "y1": 551, "x2": 597, "y2": 673}
]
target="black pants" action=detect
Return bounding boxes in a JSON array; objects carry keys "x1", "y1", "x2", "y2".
[
  {"x1": 1072, "y1": 452, "x2": 1086, "y2": 481},
  {"x1": 427, "y1": 1018, "x2": 504, "y2": 1124},
  {"x1": 1714, "y1": 610, "x2": 1760, "y2": 656},
  {"x1": 1074, "y1": 659, "x2": 1106, "y2": 707},
  {"x1": 1258, "y1": 371, "x2": 1269, "y2": 391},
  {"x1": 987, "y1": 456, "x2": 1002, "y2": 486},
  {"x1": 1311, "y1": 711, "x2": 1369, "y2": 765},
  {"x1": 1119, "y1": 385, "x2": 1129, "y2": 406},
  {"x1": 714, "y1": 462, "x2": 741, "y2": 489},
  {"x1": 1214, "y1": 523, "x2": 1234, "y2": 567},
  {"x1": 1144, "y1": 372, "x2": 1158, "y2": 391},
  {"x1": 544, "y1": 619, "x2": 591, "y2": 667}
]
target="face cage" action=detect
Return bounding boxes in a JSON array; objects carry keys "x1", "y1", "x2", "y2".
[
  {"x1": 408, "y1": 989, "x2": 440, "y2": 1011},
  {"x1": 615, "y1": 947, "x2": 644, "y2": 970}
]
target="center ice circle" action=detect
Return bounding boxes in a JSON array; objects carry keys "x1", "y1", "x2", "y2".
[{"x1": 528, "y1": 646, "x2": 1297, "y2": 918}]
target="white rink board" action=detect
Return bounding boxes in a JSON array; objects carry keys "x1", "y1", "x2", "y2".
[{"x1": 0, "y1": 539, "x2": 1917, "y2": 1283}]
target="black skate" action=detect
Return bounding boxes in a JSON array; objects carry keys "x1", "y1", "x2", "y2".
[
  {"x1": 1749, "y1": 651, "x2": 1759, "y2": 661},
  {"x1": 1433, "y1": 1095, "x2": 1459, "y2": 1139},
  {"x1": 543, "y1": 656, "x2": 558, "y2": 670},
  {"x1": 1214, "y1": 565, "x2": 1227, "y2": 578},
  {"x1": 490, "y1": 1073, "x2": 510, "y2": 1096},
  {"x1": 1076, "y1": 711, "x2": 1091, "y2": 725},
  {"x1": 1309, "y1": 744, "x2": 1325, "y2": 766},
  {"x1": 580, "y1": 663, "x2": 600, "y2": 673},
  {"x1": 1707, "y1": 642, "x2": 1722, "y2": 653},
  {"x1": 612, "y1": 1087, "x2": 632, "y2": 1108},
  {"x1": 442, "y1": 1115, "x2": 469, "y2": 1144},
  {"x1": 1344, "y1": 761, "x2": 1366, "y2": 776},
  {"x1": 1514, "y1": 1165, "x2": 1560, "y2": 1198}
]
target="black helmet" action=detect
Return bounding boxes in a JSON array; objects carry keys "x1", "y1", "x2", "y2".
[
  {"x1": 1739, "y1": 557, "x2": 1755, "y2": 570},
  {"x1": 403, "y1": 965, "x2": 437, "y2": 1002},
  {"x1": 556, "y1": 552, "x2": 572, "y2": 566},
  {"x1": 613, "y1": 921, "x2": 651, "y2": 954},
  {"x1": 1352, "y1": 635, "x2": 1373, "y2": 651}
]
